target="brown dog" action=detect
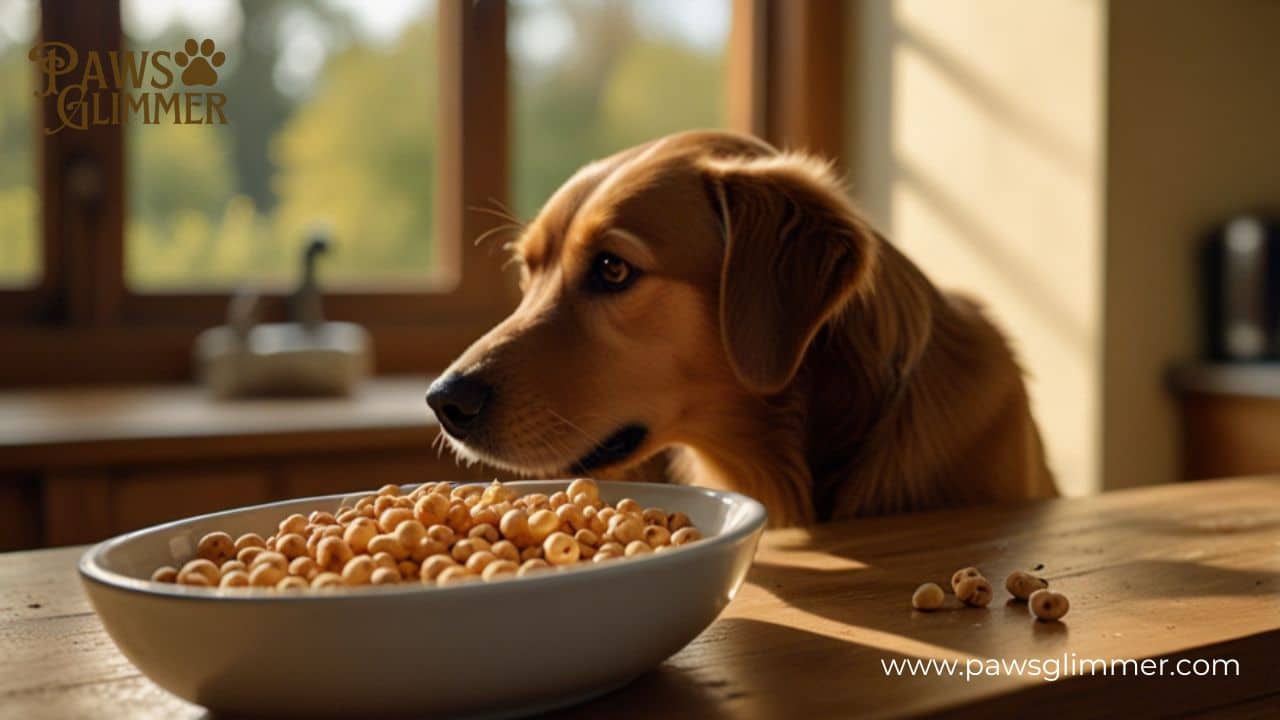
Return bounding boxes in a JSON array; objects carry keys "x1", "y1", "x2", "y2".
[{"x1": 427, "y1": 130, "x2": 1055, "y2": 526}]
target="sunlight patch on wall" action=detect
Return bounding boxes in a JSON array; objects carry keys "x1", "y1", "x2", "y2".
[{"x1": 855, "y1": 0, "x2": 1106, "y2": 496}]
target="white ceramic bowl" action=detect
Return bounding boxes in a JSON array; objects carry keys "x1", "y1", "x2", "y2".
[{"x1": 80, "y1": 480, "x2": 766, "y2": 718}]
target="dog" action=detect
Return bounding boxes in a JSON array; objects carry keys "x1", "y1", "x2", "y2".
[{"x1": 427, "y1": 130, "x2": 1056, "y2": 526}]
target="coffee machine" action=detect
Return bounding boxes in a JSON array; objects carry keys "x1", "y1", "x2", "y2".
[{"x1": 1201, "y1": 214, "x2": 1280, "y2": 362}]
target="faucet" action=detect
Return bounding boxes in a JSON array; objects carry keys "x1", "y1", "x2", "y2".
[{"x1": 288, "y1": 230, "x2": 330, "y2": 331}]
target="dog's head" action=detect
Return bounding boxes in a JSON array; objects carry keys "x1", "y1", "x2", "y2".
[{"x1": 427, "y1": 130, "x2": 879, "y2": 477}]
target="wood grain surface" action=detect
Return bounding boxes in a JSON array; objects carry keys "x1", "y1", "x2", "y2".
[{"x1": 2, "y1": 478, "x2": 1278, "y2": 719}]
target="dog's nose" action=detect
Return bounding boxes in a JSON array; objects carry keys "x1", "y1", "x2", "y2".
[{"x1": 426, "y1": 373, "x2": 491, "y2": 440}]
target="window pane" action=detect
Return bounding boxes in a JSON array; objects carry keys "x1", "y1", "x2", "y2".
[
  {"x1": 510, "y1": 0, "x2": 730, "y2": 221},
  {"x1": 123, "y1": 0, "x2": 439, "y2": 290},
  {"x1": 0, "y1": 0, "x2": 39, "y2": 287}
]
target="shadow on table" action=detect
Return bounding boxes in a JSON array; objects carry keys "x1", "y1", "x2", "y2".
[
  {"x1": 741, "y1": 494, "x2": 1280, "y2": 661},
  {"x1": 188, "y1": 620, "x2": 855, "y2": 720},
  {"x1": 545, "y1": 617, "x2": 943, "y2": 719}
]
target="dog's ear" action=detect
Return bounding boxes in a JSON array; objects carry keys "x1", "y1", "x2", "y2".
[{"x1": 703, "y1": 154, "x2": 878, "y2": 395}]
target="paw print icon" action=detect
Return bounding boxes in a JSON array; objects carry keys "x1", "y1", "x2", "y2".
[{"x1": 174, "y1": 38, "x2": 225, "y2": 86}]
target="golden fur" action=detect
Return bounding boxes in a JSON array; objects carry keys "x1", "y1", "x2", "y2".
[{"x1": 434, "y1": 130, "x2": 1056, "y2": 526}]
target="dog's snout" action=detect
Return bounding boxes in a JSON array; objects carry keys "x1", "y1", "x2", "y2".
[{"x1": 426, "y1": 373, "x2": 492, "y2": 440}]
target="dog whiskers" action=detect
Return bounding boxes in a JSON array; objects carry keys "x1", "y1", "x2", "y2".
[
  {"x1": 469, "y1": 201, "x2": 528, "y2": 252},
  {"x1": 472, "y1": 222, "x2": 523, "y2": 250},
  {"x1": 544, "y1": 407, "x2": 629, "y2": 470},
  {"x1": 483, "y1": 197, "x2": 525, "y2": 226}
]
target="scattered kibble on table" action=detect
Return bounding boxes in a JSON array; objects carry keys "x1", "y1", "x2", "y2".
[
  {"x1": 911, "y1": 566, "x2": 1070, "y2": 622},
  {"x1": 1004, "y1": 570, "x2": 1049, "y2": 600},
  {"x1": 950, "y1": 566, "x2": 983, "y2": 592},
  {"x1": 911, "y1": 582, "x2": 945, "y2": 610},
  {"x1": 1028, "y1": 588, "x2": 1070, "y2": 621},
  {"x1": 149, "y1": 478, "x2": 704, "y2": 592},
  {"x1": 954, "y1": 575, "x2": 993, "y2": 607}
]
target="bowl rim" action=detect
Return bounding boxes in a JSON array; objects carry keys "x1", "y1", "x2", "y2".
[{"x1": 79, "y1": 480, "x2": 768, "y2": 603}]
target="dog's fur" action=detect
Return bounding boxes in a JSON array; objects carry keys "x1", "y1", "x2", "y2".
[{"x1": 434, "y1": 130, "x2": 1056, "y2": 526}]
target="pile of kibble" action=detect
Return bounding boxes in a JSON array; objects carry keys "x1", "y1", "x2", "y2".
[{"x1": 150, "y1": 478, "x2": 703, "y2": 591}]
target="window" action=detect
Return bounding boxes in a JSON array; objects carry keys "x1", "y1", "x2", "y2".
[
  {"x1": 509, "y1": 0, "x2": 730, "y2": 220},
  {"x1": 0, "y1": 0, "x2": 38, "y2": 288},
  {"x1": 0, "y1": 0, "x2": 843, "y2": 386},
  {"x1": 123, "y1": 0, "x2": 441, "y2": 290}
]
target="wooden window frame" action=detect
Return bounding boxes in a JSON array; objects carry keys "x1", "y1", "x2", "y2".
[
  {"x1": 1, "y1": 0, "x2": 843, "y2": 387},
  {"x1": 732, "y1": 0, "x2": 848, "y2": 165}
]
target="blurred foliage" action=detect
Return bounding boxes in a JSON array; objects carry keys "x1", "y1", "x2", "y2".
[
  {"x1": 0, "y1": 0, "x2": 37, "y2": 286},
  {"x1": 512, "y1": 0, "x2": 725, "y2": 220},
  {"x1": 0, "y1": 0, "x2": 727, "y2": 290}
]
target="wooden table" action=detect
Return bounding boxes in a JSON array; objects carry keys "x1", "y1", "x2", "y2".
[{"x1": 3, "y1": 478, "x2": 1278, "y2": 719}]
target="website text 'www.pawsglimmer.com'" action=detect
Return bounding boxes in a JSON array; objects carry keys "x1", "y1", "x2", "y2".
[{"x1": 881, "y1": 654, "x2": 1241, "y2": 683}]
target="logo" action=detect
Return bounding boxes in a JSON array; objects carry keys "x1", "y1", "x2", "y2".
[
  {"x1": 28, "y1": 38, "x2": 230, "y2": 134},
  {"x1": 174, "y1": 38, "x2": 225, "y2": 86}
]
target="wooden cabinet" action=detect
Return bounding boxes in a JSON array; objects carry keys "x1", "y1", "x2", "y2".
[{"x1": 1173, "y1": 364, "x2": 1280, "y2": 481}]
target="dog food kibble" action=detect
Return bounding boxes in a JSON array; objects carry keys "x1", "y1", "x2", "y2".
[
  {"x1": 316, "y1": 536, "x2": 354, "y2": 571},
  {"x1": 368, "y1": 534, "x2": 409, "y2": 561},
  {"x1": 624, "y1": 540, "x2": 652, "y2": 557},
  {"x1": 518, "y1": 558, "x2": 550, "y2": 576},
  {"x1": 343, "y1": 518, "x2": 378, "y2": 554},
  {"x1": 608, "y1": 515, "x2": 645, "y2": 545},
  {"x1": 251, "y1": 551, "x2": 288, "y2": 573},
  {"x1": 178, "y1": 559, "x2": 220, "y2": 586},
  {"x1": 275, "y1": 533, "x2": 308, "y2": 560},
  {"x1": 146, "y1": 479, "x2": 703, "y2": 592},
  {"x1": 642, "y1": 525, "x2": 671, "y2": 547},
  {"x1": 911, "y1": 582, "x2": 945, "y2": 610},
  {"x1": 219, "y1": 570, "x2": 250, "y2": 588},
  {"x1": 491, "y1": 540, "x2": 520, "y2": 563},
  {"x1": 277, "y1": 576, "x2": 309, "y2": 591},
  {"x1": 482, "y1": 559, "x2": 519, "y2": 581},
  {"x1": 1028, "y1": 589, "x2": 1069, "y2": 621},
  {"x1": 951, "y1": 566, "x2": 983, "y2": 592},
  {"x1": 955, "y1": 576, "x2": 994, "y2": 607},
  {"x1": 370, "y1": 567, "x2": 400, "y2": 586},
  {"x1": 543, "y1": 532, "x2": 581, "y2": 565},
  {"x1": 236, "y1": 546, "x2": 264, "y2": 566},
  {"x1": 312, "y1": 572, "x2": 343, "y2": 588},
  {"x1": 465, "y1": 550, "x2": 498, "y2": 573},
  {"x1": 196, "y1": 531, "x2": 235, "y2": 564},
  {"x1": 436, "y1": 566, "x2": 474, "y2": 586},
  {"x1": 250, "y1": 564, "x2": 285, "y2": 588},
  {"x1": 234, "y1": 532, "x2": 267, "y2": 552},
  {"x1": 527, "y1": 509, "x2": 561, "y2": 543},
  {"x1": 279, "y1": 514, "x2": 308, "y2": 536},
  {"x1": 567, "y1": 478, "x2": 599, "y2": 504},
  {"x1": 670, "y1": 527, "x2": 702, "y2": 546},
  {"x1": 420, "y1": 555, "x2": 456, "y2": 582},
  {"x1": 342, "y1": 555, "x2": 376, "y2": 586},
  {"x1": 1005, "y1": 570, "x2": 1049, "y2": 600},
  {"x1": 290, "y1": 556, "x2": 319, "y2": 580}
]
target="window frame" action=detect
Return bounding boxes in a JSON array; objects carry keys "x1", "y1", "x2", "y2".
[{"x1": 0, "y1": 0, "x2": 843, "y2": 387}]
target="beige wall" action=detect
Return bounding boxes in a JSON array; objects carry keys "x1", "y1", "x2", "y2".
[
  {"x1": 1103, "y1": 0, "x2": 1280, "y2": 489},
  {"x1": 849, "y1": 0, "x2": 1107, "y2": 496}
]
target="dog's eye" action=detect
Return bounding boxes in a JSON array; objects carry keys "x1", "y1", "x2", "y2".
[{"x1": 588, "y1": 252, "x2": 638, "y2": 293}]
